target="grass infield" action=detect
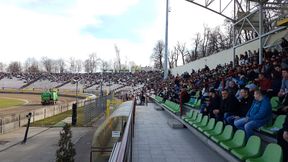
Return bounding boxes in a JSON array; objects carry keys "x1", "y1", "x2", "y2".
[
  {"x1": 31, "y1": 106, "x2": 85, "y2": 127},
  {"x1": 0, "y1": 98, "x2": 25, "y2": 108}
]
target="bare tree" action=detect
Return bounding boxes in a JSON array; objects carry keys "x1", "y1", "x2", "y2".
[
  {"x1": 0, "y1": 62, "x2": 5, "y2": 72},
  {"x1": 84, "y1": 53, "x2": 99, "y2": 73},
  {"x1": 75, "y1": 59, "x2": 82, "y2": 73},
  {"x1": 175, "y1": 41, "x2": 187, "y2": 65},
  {"x1": 69, "y1": 57, "x2": 76, "y2": 73},
  {"x1": 185, "y1": 33, "x2": 201, "y2": 63},
  {"x1": 100, "y1": 60, "x2": 109, "y2": 72},
  {"x1": 41, "y1": 57, "x2": 53, "y2": 73},
  {"x1": 151, "y1": 40, "x2": 164, "y2": 69},
  {"x1": 114, "y1": 45, "x2": 121, "y2": 72},
  {"x1": 84, "y1": 59, "x2": 92, "y2": 73},
  {"x1": 51, "y1": 59, "x2": 60, "y2": 73},
  {"x1": 169, "y1": 50, "x2": 175, "y2": 69},
  {"x1": 24, "y1": 58, "x2": 40, "y2": 73},
  {"x1": 57, "y1": 59, "x2": 66, "y2": 73},
  {"x1": 7, "y1": 61, "x2": 22, "y2": 73},
  {"x1": 200, "y1": 25, "x2": 210, "y2": 57}
]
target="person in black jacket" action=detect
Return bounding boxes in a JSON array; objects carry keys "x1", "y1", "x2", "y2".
[
  {"x1": 207, "y1": 89, "x2": 221, "y2": 120},
  {"x1": 226, "y1": 88, "x2": 253, "y2": 125},
  {"x1": 221, "y1": 89, "x2": 240, "y2": 124},
  {"x1": 277, "y1": 116, "x2": 288, "y2": 162}
]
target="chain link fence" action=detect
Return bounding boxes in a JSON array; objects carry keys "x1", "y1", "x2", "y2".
[{"x1": 83, "y1": 93, "x2": 113, "y2": 125}]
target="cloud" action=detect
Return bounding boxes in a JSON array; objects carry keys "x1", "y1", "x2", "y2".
[{"x1": 0, "y1": 0, "x2": 230, "y2": 68}]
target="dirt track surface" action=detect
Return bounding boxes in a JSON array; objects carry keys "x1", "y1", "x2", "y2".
[{"x1": 0, "y1": 93, "x2": 76, "y2": 117}]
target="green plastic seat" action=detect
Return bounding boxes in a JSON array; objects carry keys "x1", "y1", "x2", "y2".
[
  {"x1": 185, "y1": 111, "x2": 198, "y2": 122},
  {"x1": 219, "y1": 130, "x2": 245, "y2": 151},
  {"x1": 260, "y1": 115, "x2": 286, "y2": 135},
  {"x1": 182, "y1": 110, "x2": 193, "y2": 120},
  {"x1": 192, "y1": 115, "x2": 209, "y2": 128},
  {"x1": 193, "y1": 99, "x2": 201, "y2": 109},
  {"x1": 189, "y1": 113, "x2": 203, "y2": 125},
  {"x1": 231, "y1": 136, "x2": 261, "y2": 160},
  {"x1": 203, "y1": 121, "x2": 223, "y2": 137},
  {"x1": 161, "y1": 100, "x2": 180, "y2": 113},
  {"x1": 155, "y1": 96, "x2": 164, "y2": 103},
  {"x1": 271, "y1": 96, "x2": 281, "y2": 111},
  {"x1": 198, "y1": 118, "x2": 215, "y2": 132},
  {"x1": 185, "y1": 98, "x2": 198, "y2": 107},
  {"x1": 210, "y1": 125, "x2": 233, "y2": 143},
  {"x1": 245, "y1": 143, "x2": 283, "y2": 162}
]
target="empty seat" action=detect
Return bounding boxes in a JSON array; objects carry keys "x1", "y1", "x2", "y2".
[
  {"x1": 197, "y1": 118, "x2": 216, "y2": 132},
  {"x1": 185, "y1": 111, "x2": 198, "y2": 122},
  {"x1": 231, "y1": 135, "x2": 261, "y2": 160},
  {"x1": 188, "y1": 113, "x2": 203, "y2": 125},
  {"x1": 210, "y1": 125, "x2": 233, "y2": 143},
  {"x1": 192, "y1": 115, "x2": 209, "y2": 128},
  {"x1": 184, "y1": 97, "x2": 197, "y2": 107},
  {"x1": 245, "y1": 143, "x2": 283, "y2": 162},
  {"x1": 161, "y1": 100, "x2": 180, "y2": 113},
  {"x1": 260, "y1": 115, "x2": 286, "y2": 135},
  {"x1": 203, "y1": 121, "x2": 224, "y2": 137},
  {"x1": 270, "y1": 96, "x2": 281, "y2": 111},
  {"x1": 182, "y1": 110, "x2": 193, "y2": 120},
  {"x1": 219, "y1": 130, "x2": 245, "y2": 151},
  {"x1": 154, "y1": 96, "x2": 164, "y2": 103},
  {"x1": 198, "y1": 118, "x2": 215, "y2": 132}
]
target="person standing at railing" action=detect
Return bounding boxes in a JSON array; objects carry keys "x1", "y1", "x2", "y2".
[{"x1": 179, "y1": 85, "x2": 189, "y2": 116}]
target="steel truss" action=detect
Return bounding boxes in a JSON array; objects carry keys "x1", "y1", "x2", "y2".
[{"x1": 185, "y1": 0, "x2": 288, "y2": 65}]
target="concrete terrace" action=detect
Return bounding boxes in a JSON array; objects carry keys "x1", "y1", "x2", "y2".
[{"x1": 132, "y1": 103, "x2": 227, "y2": 162}]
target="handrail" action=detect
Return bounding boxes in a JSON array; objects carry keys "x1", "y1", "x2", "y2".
[{"x1": 109, "y1": 98, "x2": 136, "y2": 162}]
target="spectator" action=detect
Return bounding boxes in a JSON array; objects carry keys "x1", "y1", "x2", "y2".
[
  {"x1": 277, "y1": 116, "x2": 288, "y2": 162},
  {"x1": 220, "y1": 89, "x2": 240, "y2": 124},
  {"x1": 234, "y1": 90, "x2": 272, "y2": 138},
  {"x1": 279, "y1": 68, "x2": 288, "y2": 95},
  {"x1": 226, "y1": 88, "x2": 253, "y2": 125},
  {"x1": 255, "y1": 73, "x2": 272, "y2": 95},
  {"x1": 267, "y1": 69, "x2": 282, "y2": 97},
  {"x1": 207, "y1": 89, "x2": 221, "y2": 119}
]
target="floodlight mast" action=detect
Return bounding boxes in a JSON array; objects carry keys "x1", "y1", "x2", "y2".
[{"x1": 164, "y1": 0, "x2": 169, "y2": 80}]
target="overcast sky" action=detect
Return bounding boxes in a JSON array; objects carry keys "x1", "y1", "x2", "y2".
[{"x1": 0, "y1": 0, "x2": 226, "y2": 67}]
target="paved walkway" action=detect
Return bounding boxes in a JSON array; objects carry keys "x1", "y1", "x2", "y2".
[
  {"x1": 0, "y1": 127, "x2": 92, "y2": 162},
  {"x1": 133, "y1": 103, "x2": 227, "y2": 162}
]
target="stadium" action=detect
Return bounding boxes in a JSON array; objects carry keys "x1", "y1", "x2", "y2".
[{"x1": 0, "y1": 0, "x2": 288, "y2": 162}]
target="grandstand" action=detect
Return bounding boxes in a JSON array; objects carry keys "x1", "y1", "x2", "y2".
[{"x1": 1, "y1": 1, "x2": 288, "y2": 162}]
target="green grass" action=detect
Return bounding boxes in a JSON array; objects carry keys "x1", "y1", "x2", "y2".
[
  {"x1": 0, "y1": 98, "x2": 25, "y2": 108},
  {"x1": 31, "y1": 106, "x2": 85, "y2": 127}
]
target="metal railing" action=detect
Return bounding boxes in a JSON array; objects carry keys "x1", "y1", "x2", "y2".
[{"x1": 108, "y1": 98, "x2": 136, "y2": 162}]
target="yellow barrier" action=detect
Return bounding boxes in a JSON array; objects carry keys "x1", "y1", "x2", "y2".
[{"x1": 277, "y1": 18, "x2": 288, "y2": 26}]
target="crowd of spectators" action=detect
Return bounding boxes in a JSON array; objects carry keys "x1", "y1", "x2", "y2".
[
  {"x1": 151, "y1": 41, "x2": 288, "y2": 161},
  {"x1": 0, "y1": 71, "x2": 162, "y2": 90}
]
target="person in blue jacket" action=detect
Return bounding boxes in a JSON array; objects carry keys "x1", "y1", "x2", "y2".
[{"x1": 234, "y1": 90, "x2": 272, "y2": 138}]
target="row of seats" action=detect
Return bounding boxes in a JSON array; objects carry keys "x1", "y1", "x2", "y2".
[
  {"x1": 184, "y1": 96, "x2": 201, "y2": 109},
  {"x1": 153, "y1": 96, "x2": 283, "y2": 161},
  {"x1": 183, "y1": 95, "x2": 287, "y2": 137},
  {"x1": 154, "y1": 96, "x2": 180, "y2": 113},
  {"x1": 181, "y1": 110, "x2": 283, "y2": 162}
]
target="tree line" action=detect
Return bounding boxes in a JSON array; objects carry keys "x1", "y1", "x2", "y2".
[
  {"x1": 151, "y1": 23, "x2": 234, "y2": 69},
  {"x1": 0, "y1": 45, "x2": 141, "y2": 73}
]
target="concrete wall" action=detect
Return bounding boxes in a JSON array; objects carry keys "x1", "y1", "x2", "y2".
[{"x1": 171, "y1": 39, "x2": 260, "y2": 75}]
